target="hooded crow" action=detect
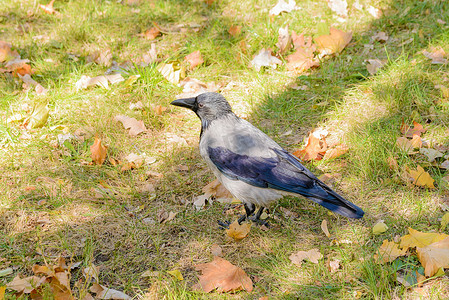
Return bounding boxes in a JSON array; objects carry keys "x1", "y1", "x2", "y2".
[{"x1": 171, "y1": 92, "x2": 364, "y2": 224}]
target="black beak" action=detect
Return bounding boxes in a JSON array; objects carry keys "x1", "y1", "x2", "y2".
[{"x1": 170, "y1": 97, "x2": 196, "y2": 110}]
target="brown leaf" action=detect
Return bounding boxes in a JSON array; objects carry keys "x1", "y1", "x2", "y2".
[
  {"x1": 202, "y1": 179, "x2": 233, "y2": 200},
  {"x1": 366, "y1": 59, "x2": 386, "y2": 75},
  {"x1": 396, "y1": 136, "x2": 420, "y2": 154},
  {"x1": 193, "y1": 256, "x2": 253, "y2": 293},
  {"x1": 323, "y1": 144, "x2": 349, "y2": 160},
  {"x1": 210, "y1": 244, "x2": 223, "y2": 256},
  {"x1": 90, "y1": 283, "x2": 131, "y2": 299},
  {"x1": 90, "y1": 137, "x2": 107, "y2": 165},
  {"x1": 115, "y1": 115, "x2": 147, "y2": 136},
  {"x1": 400, "y1": 120, "x2": 426, "y2": 137},
  {"x1": 228, "y1": 25, "x2": 241, "y2": 36},
  {"x1": 39, "y1": 0, "x2": 57, "y2": 14},
  {"x1": 321, "y1": 219, "x2": 331, "y2": 238},
  {"x1": 315, "y1": 27, "x2": 352, "y2": 56},
  {"x1": 289, "y1": 249, "x2": 323, "y2": 267},
  {"x1": 400, "y1": 227, "x2": 448, "y2": 250},
  {"x1": 226, "y1": 219, "x2": 251, "y2": 241},
  {"x1": 291, "y1": 31, "x2": 314, "y2": 49},
  {"x1": 408, "y1": 165, "x2": 435, "y2": 189},
  {"x1": 6, "y1": 275, "x2": 47, "y2": 294},
  {"x1": 417, "y1": 237, "x2": 449, "y2": 277},
  {"x1": 422, "y1": 47, "x2": 448, "y2": 64},
  {"x1": 139, "y1": 27, "x2": 161, "y2": 40},
  {"x1": 184, "y1": 50, "x2": 204, "y2": 70},
  {"x1": 286, "y1": 48, "x2": 319, "y2": 74},
  {"x1": 0, "y1": 41, "x2": 16, "y2": 63},
  {"x1": 293, "y1": 132, "x2": 327, "y2": 161},
  {"x1": 374, "y1": 240, "x2": 407, "y2": 264}
]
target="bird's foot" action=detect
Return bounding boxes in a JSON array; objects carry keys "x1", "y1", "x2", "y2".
[
  {"x1": 217, "y1": 220, "x2": 231, "y2": 229},
  {"x1": 248, "y1": 215, "x2": 270, "y2": 227}
]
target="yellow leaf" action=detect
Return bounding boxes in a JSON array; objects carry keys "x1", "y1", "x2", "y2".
[
  {"x1": 408, "y1": 165, "x2": 435, "y2": 189},
  {"x1": 0, "y1": 286, "x2": 5, "y2": 300},
  {"x1": 400, "y1": 227, "x2": 448, "y2": 250},
  {"x1": 372, "y1": 221, "x2": 388, "y2": 235},
  {"x1": 167, "y1": 269, "x2": 183, "y2": 281},
  {"x1": 226, "y1": 220, "x2": 251, "y2": 241},
  {"x1": 416, "y1": 237, "x2": 449, "y2": 277},
  {"x1": 374, "y1": 240, "x2": 407, "y2": 264},
  {"x1": 441, "y1": 213, "x2": 449, "y2": 230},
  {"x1": 25, "y1": 102, "x2": 49, "y2": 129},
  {"x1": 90, "y1": 137, "x2": 108, "y2": 165}
]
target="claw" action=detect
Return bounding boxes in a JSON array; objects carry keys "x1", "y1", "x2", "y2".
[{"x1": 218, "y1": 220, "x2": 231, "y2": 229}]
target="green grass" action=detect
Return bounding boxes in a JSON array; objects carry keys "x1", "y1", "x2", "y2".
[{"x1": 1, "y1": 0, "x2": 449, "y2": 299}]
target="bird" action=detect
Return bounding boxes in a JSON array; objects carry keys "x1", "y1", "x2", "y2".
[{"x1": 171, "y1": 92, "x2": 364, "y2": 225}]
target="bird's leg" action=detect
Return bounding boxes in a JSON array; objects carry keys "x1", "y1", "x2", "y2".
[
  {"x1": 238, "y1": 203, "x2": 256, "y2": 224},
  {"x1": 248, "y1": 207, "x2": 270, "y2": 227}
]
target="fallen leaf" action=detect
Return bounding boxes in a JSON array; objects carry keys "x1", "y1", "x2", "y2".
[
  {"x1": 417, "y1": 237, "x2": 449, "y2": 277},
  {"x1": 374, "y1": 240, "x2": 407, "y2": 264},
  {"x1": 400, "y1": 121, "x2": 426, "y2": 137},
  {"x1": 367, "y1": 5, "x2": 382, "y2": 18},
  {"x1": 167, "y1": 269, "x2": 183, "y2": 281},
  {"x1": 327, "y1": 259, "x2": 340, "y2": 273},
  {"x1": 366, "y1": 59, "x2": 386, "y2": 75},
  {"x1": 323, "y1": 144, "x2": 349, "y2": 160},
  {"x1": 39, "y1": 0, "x2": 57, "y2": 14},
  {"x1": 0, "y1": 268, "x2": 13, "y2": 277},
  {"x1": 422, "y1": 47, "x2": 448, "y2": 64},
  {"x1": 289, "y1": 249, "x2": 323, "y2": 267},
  {"x1": 408, "y1": 165, "x2": 435, "y2": 189},
  {"x1": 153, "y1": 105, "x2": 167, "y2": 115},
  {"x1": 6, "y1": 275, "x2": 47, "y2": 294},
  {"x1": 276, "y1": 26, "x2": 291, "y2": 54},
  {"x1": 321, "y1": 219, "x2": 331, "y2": 237},
  {"x1": 420, "y1": 148, "x2": 444, "y2": 162},
  {"x1": 327, "y1": 0, "x2": 348, "y2": 17},
  {"x1": 291, "y1": 31, "x2": 314, "y2": 50},
  {"x1": 87, "y1": 49, "x2": 112, "y2": 67},
  {"x1": 193, "y1": 195, "x2": 208, "y2": 210},
  {"x1": 139, "y1": 27, "x2": 160, "y2": 40},
  {"x1": 0, "y1": 41, "x2": 15, "y2": 63},
  {"x1": 157, "y1": 62, "x2": 185, "y2": 84},
  {"x1": 400, "y1": 227, "x2": 448, "y2": 250},
  {"x1": 373, "y1": 221, "x2": 388, "y2": 235},
  {"x1": 293, "y1": 132, "x2": 327, "y2": 161},
  {"x1": 226, "y1": 220, "x2": 251, "y2": 241},
  {"x1": 315, "y1": 27, "x2": 352, "y2": 56},
  {"x1": 115, "y1": 115, "x2": 147, "y2": 136},
  {"x1": 90, "y1": 137, "x2": 107, "y2": 165},
  {"x1": 24, "y1": 102, "x2": 49, "y2": 129},
  {"x1": 184, "y1": 50, "x2": 204, "y2": 70},
  {"x1": 286, "y1": 48, "x2": 319, "y2": 74},
  {"x1": 90, "y1": 283, "x2": 131, "y2": 299},
  {"x1": 202, "y1": 179, "x2": 233, "y2": 200},
  {"x1": 211, "y1": 244, "x2": 223, "y2": 256},
  {"x1": 441, "y1": 213, "x2": 449, "y2": 230},
  {"x1": 372, "y1": 31, "x2": 389, "y2": 43},
  {"x1": 193, "y1": 256, "x2": 253, "y2": 293},
  {"x1": 228, "y1": 25, "x2": 241, "y2": 36},
  {"x1": 250, "y1": 49, "x2": 282, "y2": 71},
  {"x1": 269, "y1": 0, "x2": 298, "y2": 16},
  {"x1": 0, "y1": 286, "x2": 4, "y2": 300}
]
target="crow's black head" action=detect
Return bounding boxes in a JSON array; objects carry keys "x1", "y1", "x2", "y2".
[{"x1": 171, "y1": 92, "x2": 234, "y2": 123}]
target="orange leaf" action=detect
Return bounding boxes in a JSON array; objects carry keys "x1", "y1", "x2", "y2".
[
  {"x1": 90, "y1": 137, "x2": 107, "y2": 165},
  {"x1": 293, "y1": 133, "x2": 327, "y2": 161},
  {"x1": 374, "y1": 240, "x2": 407, "y2": 264},
  {"x1": 202, "y1": 179, "x2": 233, "y2": 199},
  {"x1": 39, "y1": 0, "x2": 57, "y2": 14},
  {"x1": 0, "y1": 41, "x2": 14, "y2": 63},
  {"x1": 139, "y1": 27, "x2": 160, "y2": 40},
  {"x1": 286, "y1": 48, "x2": 319, "y2": 73},
  {"x1": 315, "y1": 27, "x2": 352, "y2": 56},
  {"x1": 400, "y1": 120, "x2": 426, "y2": 138},
  {"x1": 193, "y1": 256, "x2": 253, "y2": 293},
  {"x1": 184, "y1": 50, "x2": 204, "y2": 70},
  {"x1": 417, "y1": 237, "x2": 449, "y2": 277},
  {"x1": 226, "y1": 219, "x2": 251, "y2": 241},
  {"x1": 153, "y1": 105, "x2": 167, "y2": 115},
  {"x1": 228, "y1": 25, "x2": 241, "y2": 37},
  {"x1": 115, "y1": 115, "x2": 147, "y2": 136},
  {"x1": 323, "y1": 144, "x2": 349, "y2": 160}
]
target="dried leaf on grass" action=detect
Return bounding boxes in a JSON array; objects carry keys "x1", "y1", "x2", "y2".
[
  {"x1": 90, "y1": 137, "x2": 107, "y2": 165},
  {"x1": 269, "y1": 0, "x2": 298, "y2": 16},
  {"x1": 203, "y1": 179, "x2": 233, "y2": 201},
  {"x1": 327, "y1": 0, "x2": 348, "y2": 17},
  {"x1": 366, "y1": 59, "x2": 386, "y2": 75},
  {"x1": 289, "y1": 249, "x2": 323, "y2": 267},
  {"x1": 400, "y1": 228, "x2": 448, "y2": 250},
  {"x1": 39, "y1": 0, "x2": 58, "y2": 14},
  {"x1": 210, "y1": 244, "x2": 223, "y2": 256},
  {"x1": 417, "y1": 237, "x2": 449, "y2": 277},
  {"x1": 420, "y1": 148, "x2": 443, "y2": 162},
  {"x1": 193, "y1": 256, "x2": 253, "y2": 293},
  {"x1": 24, "y1": 102, "x2": 50, "y2": 129},
  {"x1": 115, "y1": 115, "x2": 147, "y2": 136},
  {"x1": 374, "y1": 240, "x2": 407, "y2": 263},
  {"x1": 400, "y1": 121, "x2": 426, "y2": 137},
  {"x1": 315, "y1": 27, "x2": 352, "y2": 56},
  {"x1": 184, "y1": 50, "x2": 204, "y2": 70},
  {"x1": 441, "y1": 213, "x2": 449, "y2": 230},
  {"x1": 276, "y1": 26, "x2": 291, "y2": 54},
  {"x1": 422, "y1": 47, "x2": 448, "y2": 65},
  {"x1": 167, "y1": 269, "x2": 183, "y2": 281},
  {"x1": 250, "y1": 49, "x2": 282, "y2": 71},
  {"x1": 321, "y1": 219, "x2": 331, "y2": 237},
  {"x1": 293, "y1": 132, "x2": 327, "y2": 161},
  {"x1": 90, "y1": 283, "x2": 131, "y2": 299},
  {"x1": 372, "y1": 221, "x2": 388, "y2": 235},
  {"x1": 228, "y1": 25, "x2": 241, "y2": 36},
  {"x1": 138, "y1": 27, "x2": 160, "y2": 40},
  {"x1": 286, "y1": 48, "x2": 319, "y2": 74},
  {"x1": 226, "y1": 220, "x2": 251, "y2": 241},
  {"x1": 408, "y1": 165, "x2": 435, "y2": 189},
  {"x1": 157, "y1": 62, "x2": 185, "y2": 84},
  {"x1": 323, "y1": 144, "x2": 349, "y2": 160}
]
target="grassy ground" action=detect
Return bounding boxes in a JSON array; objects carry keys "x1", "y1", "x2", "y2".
[{"x1": 1, "y1": 0, "x2": 449, "y2": 299}]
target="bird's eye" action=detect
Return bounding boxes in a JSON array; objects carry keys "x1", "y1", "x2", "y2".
[{"x1": 198, "y1": 102, "x2": 204, "y2": 108}]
